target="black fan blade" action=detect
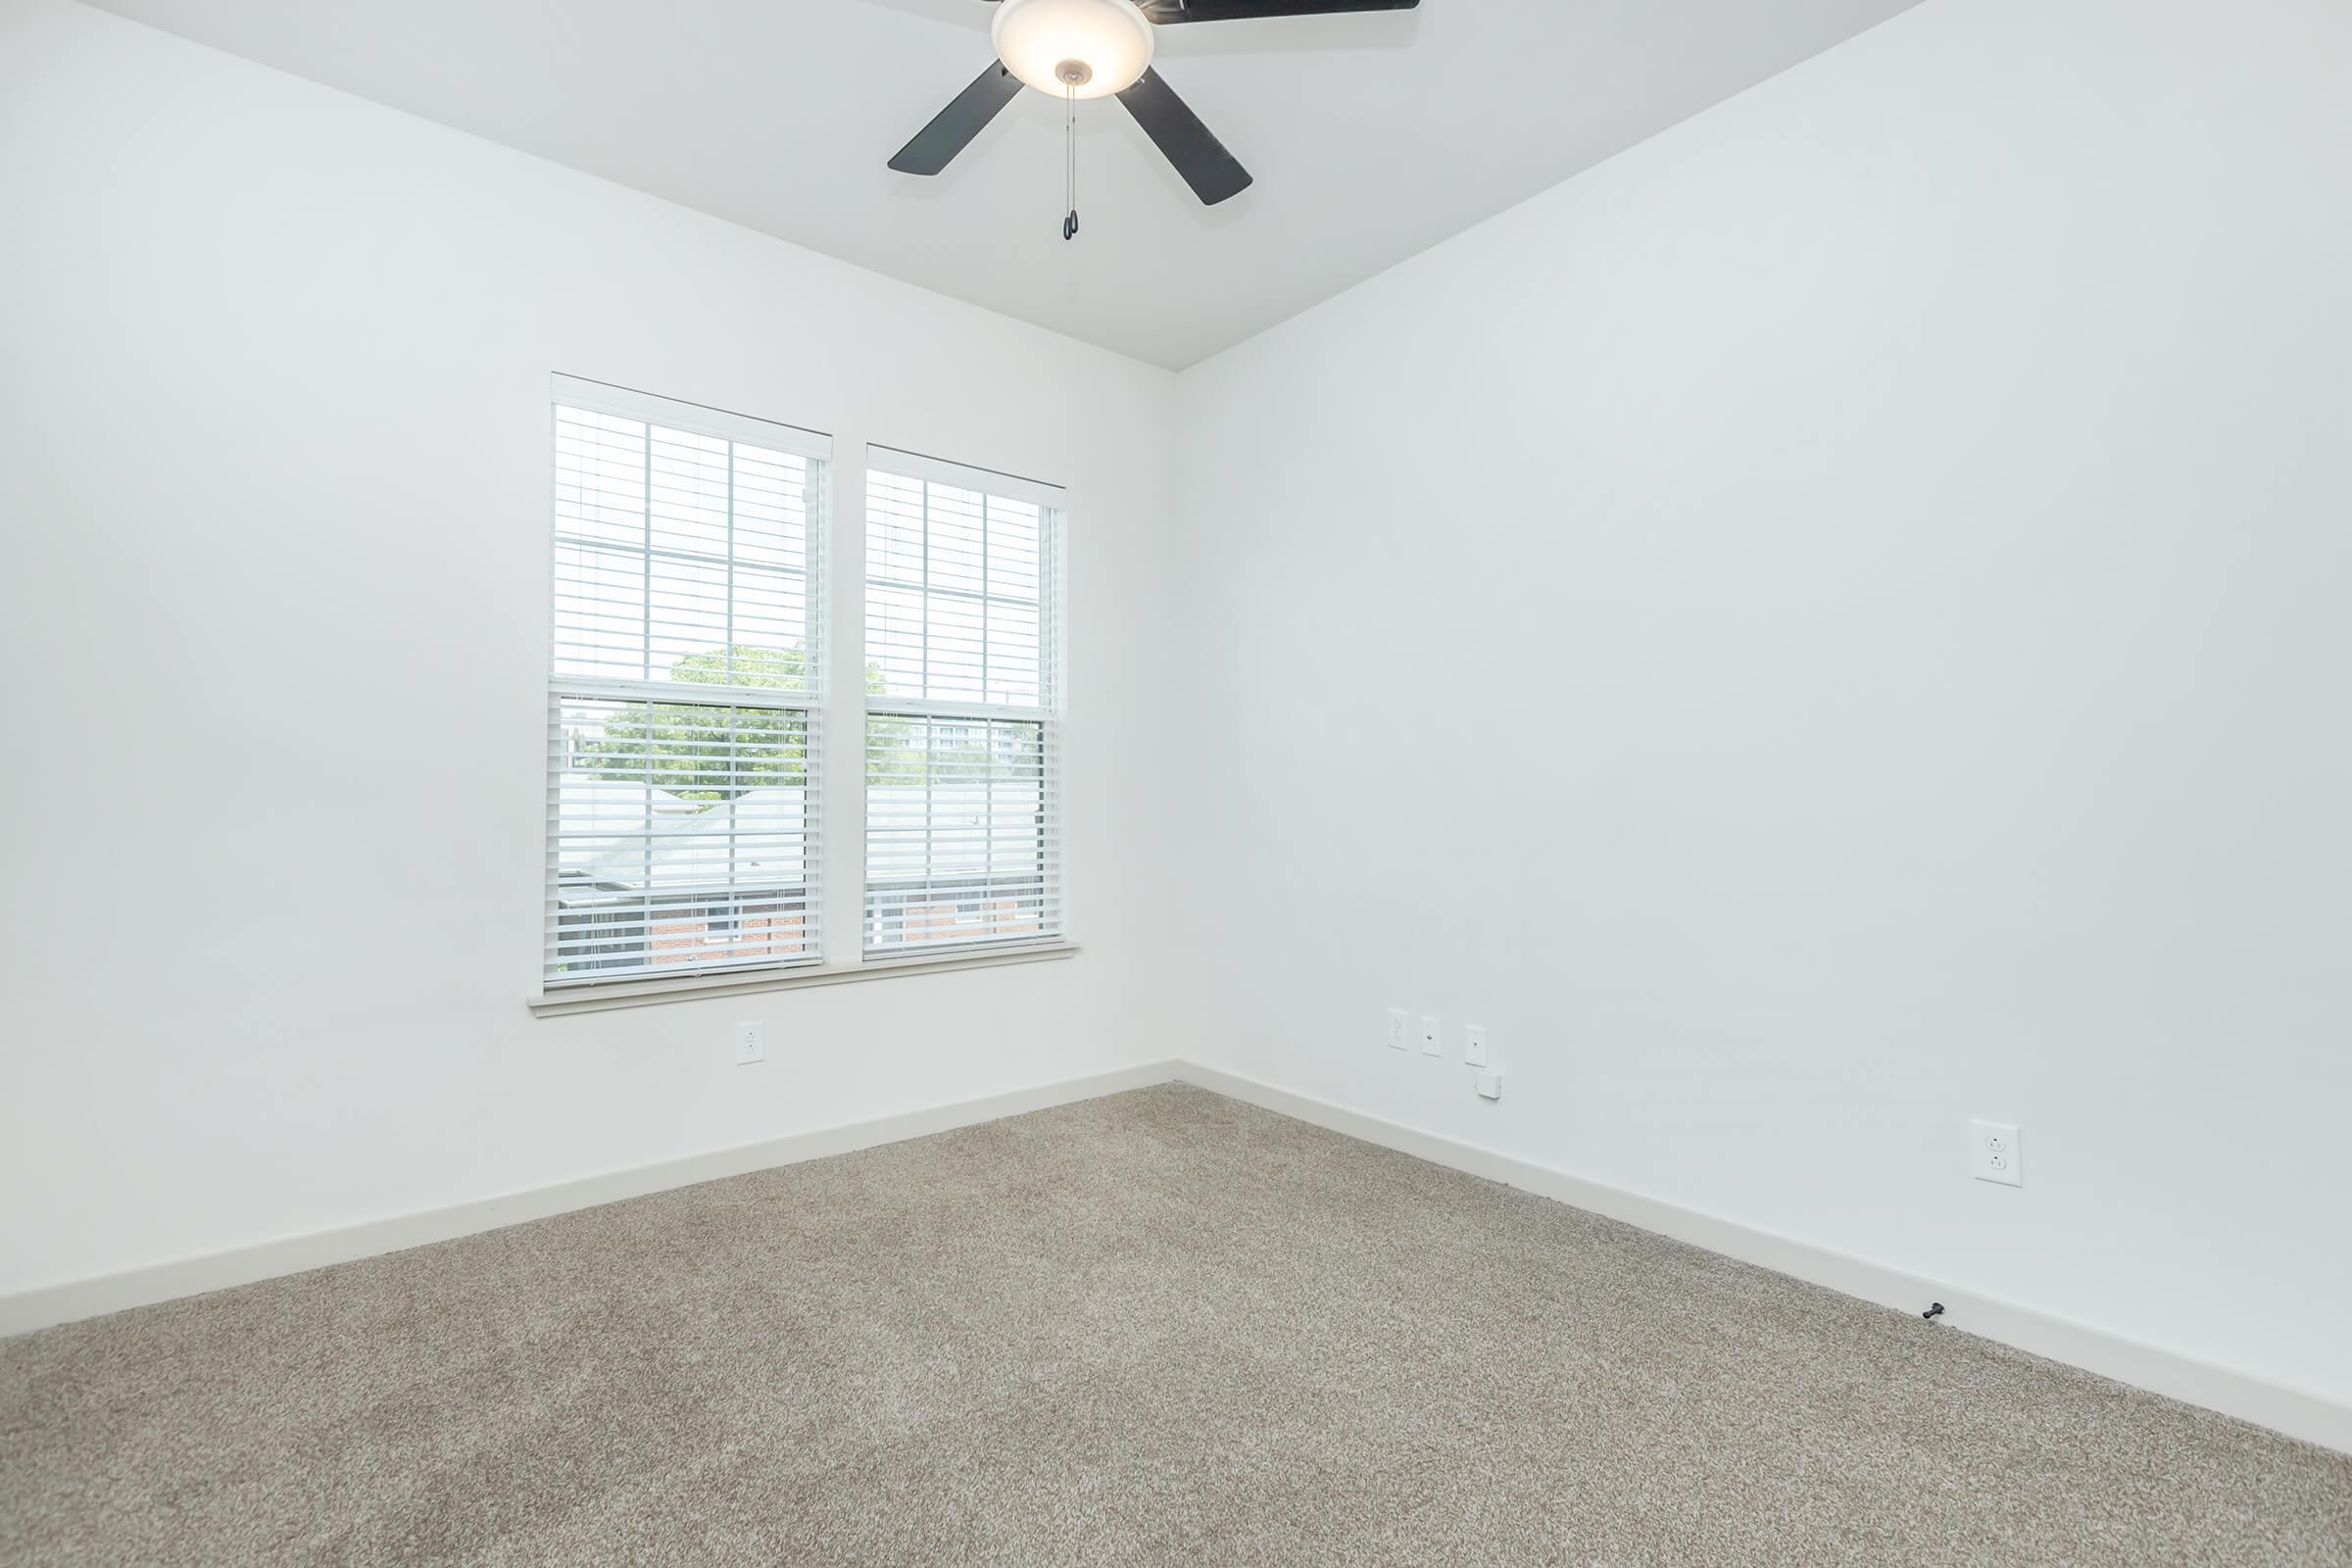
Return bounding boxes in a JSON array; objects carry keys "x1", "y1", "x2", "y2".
[
  {"x1": 1115, "y1": 68, "x2": 1252, "y2": 206},
  {"x1": 1142, "y1": 0, "x2": 1417, "y2": 22},
  {"x1": 888, "y1": 63, "x2": 1022, "y2": 175}
]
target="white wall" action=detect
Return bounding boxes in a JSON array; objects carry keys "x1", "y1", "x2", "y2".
[
  {"x1": 1175, "y1": 0, "x2": 2352, "y2": 1409},
  {"x1": 0, "y1": 0, "x2": 1188, "y2": 1296}
]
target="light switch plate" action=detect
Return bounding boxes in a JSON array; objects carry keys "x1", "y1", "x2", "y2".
[{"x1": 1970, "y1": 1119, "x2": 2021, "y2": 1186}]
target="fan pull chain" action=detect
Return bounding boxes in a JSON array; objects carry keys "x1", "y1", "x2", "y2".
[{"x1": 1062, "y1": 81, "x2": 1080, "y2": 241}]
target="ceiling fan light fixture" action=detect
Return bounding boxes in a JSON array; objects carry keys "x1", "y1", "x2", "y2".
[
  {"x1": 991, "y1": 0, "x2": 1155, "y2": 100},
  {"x1": 896, "y1": 0, "x2": 1419, "y2": 203}
]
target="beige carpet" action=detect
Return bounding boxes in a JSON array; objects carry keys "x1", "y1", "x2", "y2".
[{"x1": 3, "y1": 1084, "x2": 2346, "y2": 1565}]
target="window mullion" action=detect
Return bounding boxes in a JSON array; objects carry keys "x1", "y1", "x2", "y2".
[
  {"x1": 638, "y1": 421, "x2": 655, "y2": 913},
  {"x1": 821, "y1": 452, "x2": 869, "y2": 960},
  {"x1": 722, "y1": 442, "x2": 738, "y2": 944}
]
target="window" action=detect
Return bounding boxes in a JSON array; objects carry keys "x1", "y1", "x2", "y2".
[
  {"x1": 863, "y1": 451, "x2": 1064, "y2": 956},
  {"x1": 544, "y1": 376, "x2": 829, "y2": 990},
  {"x1": 536, "y1": 382, "x2": 1072, "y2": 1005}
]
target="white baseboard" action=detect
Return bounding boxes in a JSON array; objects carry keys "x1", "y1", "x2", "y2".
[
  {"x1": 8, "y1": 1054, "x2": 2344, "y2": 1456},
  {"x1": 1174, "y1": 1062, "x2": 2352, "y2": 1457},
  {"x1": 0, "y1": 1059, "x2": 1182, "y2": 1340}
]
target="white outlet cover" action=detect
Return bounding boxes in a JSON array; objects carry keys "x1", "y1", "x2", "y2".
[
  {"x1": 1386, "y1": 1007, "x2": 1409, "y2": 1050},
  {"x1": 735, "y1": 1020, "x2": 765, "y2": 1065},
  {"x1": 1464, "y1": 1026, "x2": 1489, "y2": 1068},
  {"x1": 1420, "y1": 1016, "x2": 1443, "y2": 1056},
  {"x1": 1475, "y1": 1068, "x2": 1503, "y2": 1100},
  {"x1": 1970, "y1": 1119, "x2": 2021, "y2": 1186}
]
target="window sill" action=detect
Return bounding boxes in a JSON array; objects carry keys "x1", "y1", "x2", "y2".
[{"x1": 528, "y1": 941, "x2": 1080, "y2": 1018}]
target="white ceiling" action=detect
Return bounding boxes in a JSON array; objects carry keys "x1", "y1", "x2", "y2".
[{"x1": 85, "y1": 0, "x2": 1922, "y2": 368}]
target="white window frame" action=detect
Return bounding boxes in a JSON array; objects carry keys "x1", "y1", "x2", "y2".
[
  {"x1": 531, "y1": 389, "x2": 1075, "y2": 1016},
  {"x1": 859, "y1": 446, "x2": 1068, "y2": 961},
  {"x1": 540, "y1": 375, "x2": 833, "y2": 1000}
]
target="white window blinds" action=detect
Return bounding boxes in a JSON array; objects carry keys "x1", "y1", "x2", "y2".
[
  {"x1": 863, "y1": 451, "x2": 1064, "y2": 956},
  {"x1": 545, "y1": 375, "x2": 830, "y2": 989}
]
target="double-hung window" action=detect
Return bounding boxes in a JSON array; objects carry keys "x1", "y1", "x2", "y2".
[
  {"x1": 862, "y1": 451, "x2": 1064, "y2": 956},
  {"x1": 538, "y1": 380, "x2": 1069, "y2": 1004},
  {"x1": 543, "y1": 376, "x2": 829, "y2": 990}
]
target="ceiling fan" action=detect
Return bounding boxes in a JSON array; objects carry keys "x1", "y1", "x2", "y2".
[{"x1": 888, "y1": 0, "x2": 1420, "y2": 211}]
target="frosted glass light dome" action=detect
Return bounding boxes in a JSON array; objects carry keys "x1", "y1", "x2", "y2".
[{"x1": 991, "y1": 0, "x2": 1156, "y2": 100}]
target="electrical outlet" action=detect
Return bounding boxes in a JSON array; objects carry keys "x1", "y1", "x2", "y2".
[
  {"x1": 1970, "y1": 1119, "x2": 2021, "y2": 1186},
  {"x1": 1419, "y1": 1015, "x2": 1443, "y2": 1056},
  {"x1": 1475, "y1": 1068, "x2": 1503, "y2": 1101},
  {"x1": 1386, "y1": 1007, "x2": 1409, "y2": 1051},
  {"x1": 1464, "y1": 1026, "x2": 1489, "y2": 1068},
  {"x1": 735, "y1": 1020, "x2": 765, "y2": 1066}
]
